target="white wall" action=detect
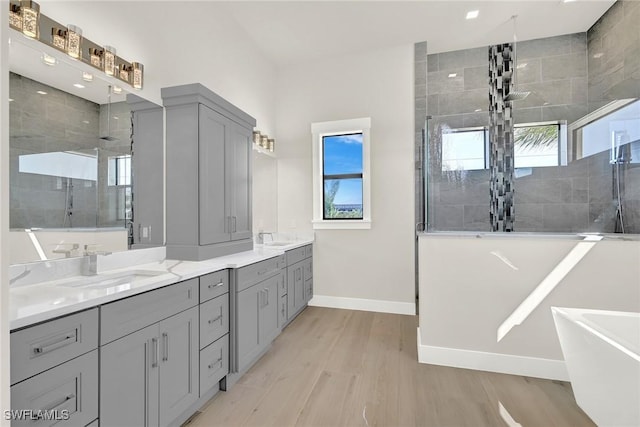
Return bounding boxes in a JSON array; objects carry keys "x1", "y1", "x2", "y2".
[
  {"x1": 276, "y1": 45, "x2": 416, "y2": 313},
  {"x1": 418, "y1": 234, "x2": 640, "y2": 380}
]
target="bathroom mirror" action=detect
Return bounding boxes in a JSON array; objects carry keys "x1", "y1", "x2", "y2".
[{"x1": 8, "y1": 30, "x2": 137, "y2": 264}]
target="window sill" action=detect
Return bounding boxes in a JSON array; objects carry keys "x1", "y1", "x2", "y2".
[{"x1": 312, "y1": 220, "x2": 371, "y2": 230}]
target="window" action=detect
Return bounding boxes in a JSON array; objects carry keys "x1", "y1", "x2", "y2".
[
  {"x1": 440, "y1": 122, "x2": 565, "y2": 171},
  {"x1": 514, "y1": 123, "x2": 561, "y2": 168},
  {"x1": 107, "y1": 155, "x2": 132, "y2": 220},
  {"x1": 441, "y1": 128, "x2": 487, "y2": 171},
  {"x1": 312, "y1": 118, "x2": 371, "y2": 229}
]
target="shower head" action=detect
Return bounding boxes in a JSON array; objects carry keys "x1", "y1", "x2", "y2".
[
  {"x1": 505, "y1": 90, "x2": 531, "y2": 102},
  {"x1": 100, "y1": 85, "x2": 118, "y2": 142},
  {"x1": 100, "y1": 135, "x2": 119, "y2": 142}
]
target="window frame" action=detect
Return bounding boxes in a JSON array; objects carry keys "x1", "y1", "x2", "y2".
[{"x1": 312, "y1": 118, "x2": 371, "y2": 229}]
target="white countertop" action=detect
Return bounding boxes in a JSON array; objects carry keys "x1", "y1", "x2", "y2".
[{"x1": 9, "y1": 240, "x2": 313, "y2": 331}]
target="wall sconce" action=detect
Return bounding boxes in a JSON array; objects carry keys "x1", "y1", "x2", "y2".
[
  {"x1": 118, "y1": 64, "x2": 131, "y2": 83},
  {"x1": 103, "y1": 45, "x2": 116, "y2": 76},
  {"x1": 260, "y1": 135, "x2": 269, "y2": 149},
  {"x1": 51, "y1": 27, "x2": 66, "y2": 50},
  {"x1": 66, "y1": 24, "x2": 82, "y2": 59},
  {"x1": 267, "y1": 138, "x2": 275, "y2": 152},
  {"x1": 89, "y1": 48, "x2": 102, "y2": 68},
  {"x1": 132, "y1": 62, "x2": 144, "y2": 89},
  {"x1": 253, "y1": 131, "x2": 261, "y2": 146},
  {"x1": 20, "y1": 0, "x2": 40, "y2": 39},
  {"x1": 9, "y1": 3, "x2": 23, "y2": 31}
]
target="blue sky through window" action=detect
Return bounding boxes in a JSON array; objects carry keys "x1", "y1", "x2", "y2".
[{"x1": 323, "y1": 133, "x2": 363, "y2": 205}]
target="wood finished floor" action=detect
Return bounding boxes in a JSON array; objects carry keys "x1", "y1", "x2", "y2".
[{"x1": 187, "y1": 307, "x2": 594, "y2": 427}]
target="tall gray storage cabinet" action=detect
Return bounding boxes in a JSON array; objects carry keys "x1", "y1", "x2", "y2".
[
  {"x1": 162, "y1": 84, "x2": 256, "y2": 260},
  {"x1": 128, "y1": 94, "x2": 164, "y2": 248}
]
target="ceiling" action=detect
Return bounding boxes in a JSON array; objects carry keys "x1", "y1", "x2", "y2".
[{"x1": 219, "y1": 0, "x2": 616, "y2": 67}]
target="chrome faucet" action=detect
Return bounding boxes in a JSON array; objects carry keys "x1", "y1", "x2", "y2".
[
  {"x1": 82, "y1": 245, "x2": 112, "y2": 276},
  {"x1": 257, "y1": 231, "x2": 274, "y2": 245},
  {"x1": 52, "y1": 243, "x2": 79, "y2": 258}
]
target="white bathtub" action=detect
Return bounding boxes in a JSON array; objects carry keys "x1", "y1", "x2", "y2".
[{"x1": 552, "y1": 307, "x2": 640, "y2": 427}]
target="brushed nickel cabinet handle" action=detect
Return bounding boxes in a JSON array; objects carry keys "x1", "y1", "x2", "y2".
[
  {"x1": 208, "y1": 282, "x2": 224, "y2": 289},
  {"x1": 33, "y1": 332, "x2": 77, "y2": 355},
  {"x1": 208, "y1": 314, "x2": 223, "y2": 325}
]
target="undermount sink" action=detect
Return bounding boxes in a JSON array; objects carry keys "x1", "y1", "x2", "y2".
[
  {"x1": 263, "y1": 241, "x2": 294, "y2": 247},
  {"x1": 59, "y1": 270, "x2": 166, "y2": 289}
]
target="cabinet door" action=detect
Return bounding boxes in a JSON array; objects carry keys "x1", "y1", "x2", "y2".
[
  {"x1": 258, "y1": 274, "x2": 280, "y2": 346},
  {"x1": 158, "y1": 307, "x2": 199, "y2": 427},
  {"x1": 227, "y1": 121, "x2": 252, "y2": 242},
  {"x1": 287, "y1": 263, "x2": 305, "y2": 320},
  {"x1": 100, "y1": 325, "x2": 159, "y2": 427},
  {"x1": 199, "y1": 104, "x2": 229, "y2": 245},
  {"x1": 236, "y1": 286, "x2": 260, "y2": 372}
]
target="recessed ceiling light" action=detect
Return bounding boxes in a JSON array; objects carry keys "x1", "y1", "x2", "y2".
[
  {"x1": 516, "y1": 63, "x2": 527, "y2": 69},
  {"x1": 593, "y1": 52, "x2": 604, "y2": 58},
  {"x1": 42, "y1": 54, "x2": 56, "y2": 66},
  {"x1": 112, "y1": 86, "x2": 123, "y2": 94},
  {"x1": 9, "y1": 98, "x2": 14, "y2": 102},
  {"x1": 113, "y1": 116, "x2": 119, "y2": 120},
  {"x1": 474, "y1": 109, "x2": 482, "y2": 112},
  {"x1": 562, "y1": 0, "x2": 577, "y2": 3},
  {"x1": 448, "y1": 73, "x2": 457, "y2": 78},
  {"x1": 82, "y1": 120, "x2": 90, "y2": 124},
  {"x1": 82, "y1": 72, "x2": 93, "y2": 82},
  {"x1": 466, "y1": 10, "x2": 479, "y2": 19},
  {"x1": 73, "y1": 83, "x2": 85, "y2": 89},
  {"x1": 36, "y1": 90, "x2": 47, "y2": 95}
]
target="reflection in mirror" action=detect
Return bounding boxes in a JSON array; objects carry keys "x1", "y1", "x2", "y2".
[{"x1": 9, "y1": 32, "x2": 133, "y2": 264}]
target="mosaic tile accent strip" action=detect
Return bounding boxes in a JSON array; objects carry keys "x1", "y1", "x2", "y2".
[{"x1": 488, "y1": 43, "x2": 515, "y2": 231}]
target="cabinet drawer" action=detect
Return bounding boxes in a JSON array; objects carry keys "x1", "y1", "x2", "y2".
[
  {"x1": 304, "y1": 244, "x2": 313, "y2": 258},
  {"x1": 200, "y1": 269, "x2": 229, "y2": 302},
  {"x1": 101, "y1": 278, "x2": 199, "y2": 345},
  {"x1": 11, "y1": 349, "x2": 98, "y2": 427},
  {"x1": 199, "y1": 335, "x2": 228, "y2": 396},
  {"x1": 236, "y1": 256, "x2": 283, "y2": 292},
  {"x1": 286, "y1": 246, "x2": 306, "y2": 266},
  {"x1": 11, "y1": 308, "x2": 98, "y2": 385},
  {"x1": 303, "y1": 258, "x2": 313, "y2": 280},
  {"x1": 278, "y1": 296, "x2": 287, "y2": 328},
  {"x1": 199, "y1": 293, "x2": 229, "y2": 349}
]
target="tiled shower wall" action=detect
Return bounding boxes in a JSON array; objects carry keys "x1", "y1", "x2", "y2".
[
  {"x1": 425, "y1": 0, "x2": 640, "y2": 233},
  {"x1": 9, "y1": 72, "x2": 131, "y2": 229}
]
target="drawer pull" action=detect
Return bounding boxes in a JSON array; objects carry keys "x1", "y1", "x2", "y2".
[
  {"x1": 41, "y1": 393, "x2": 75, "y2": 417},
  {"x1": 33, "y1": 332, "x2": 77, "y2": 355},
  {"x1": 208, "y1": 314, "x2": 223, "y2": 325},
  {"x1": 257, "y1": 269, "x2": 268, "y2": 276},
  {"x1": 208, "y1": 282, "x2": 224, "y2": 289},
  {"x1": 208, "y1": 357, "x2": 223, "y2": 370},
  {"x1": 162, "y1": 333, "x2": 169, "y2": 362}
]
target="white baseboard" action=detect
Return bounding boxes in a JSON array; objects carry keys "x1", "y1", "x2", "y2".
[
  {"x1": 416, "y1": 327, "x2": 569, "y2": 381},
  {"x1": 309, "y1": 295, "x2": 416, "y2": 315}
]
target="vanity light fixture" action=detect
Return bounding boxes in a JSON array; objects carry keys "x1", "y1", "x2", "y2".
[
  {"x1": 132, "y1": 62, "x2": 144, "y2": 89},
  {"x1": 82, "y1": 72, "x2": 93, "y2": 82},
  {"x1": 260, "y1": 135, "x2": 269, "y2": 149},
  {"x1": 112, "y1": 85, "x2": 123, "y2": 94},
  {"x1": 465, "y1": 10, "x2": 479, "y2": 20},
  {"x1": 66, "y1": 24, "x2": 82, "y2": 59},
  {"x1": 41, "y1": 53, "x2": 56, "y2": 66},
  {"x1": 104, "y1": 45, "x2": 116, "y2": 76},
  {"x1": 253, "y1": 131, "x2": 262, "y2": 145},
  {"x1": 9, "y1": 3, "x2": 23, "y2": 31},
  {"x1": 20, "y1": 0, "x2": 40, "y2": 39},
  {"x1": 51, "y1": 27, "x2": 66, "y2": 50},
  {"x1": 267, "y1": 138, "x2": 275, "y2": 152}
]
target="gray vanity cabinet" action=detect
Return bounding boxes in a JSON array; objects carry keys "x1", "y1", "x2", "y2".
[
  {"x1": 235, "y1": 256, "x2": 284, "y2": 373},
  {"x1": 100, "y1": 283, "x2": 199, "y2": 427},
  {"x1": 286, "y1": 245, "x2": 314, "y2": 322},
  {"x1": 128, "y1": 95, "x2": 164, "y2": 248},
  {"x1": 162, "y1": 83, "x2": 256, "y2": 261}
]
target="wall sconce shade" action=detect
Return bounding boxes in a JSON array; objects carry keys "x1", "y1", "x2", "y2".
[
  {"x1": 260, "y1": 135, "x2": 269, "y2": 149},
  {"x1": 118, "y1": 64, "x2": 130, "y2": 83},
  {"x1": 132, "y1": 62, "x2": 143, "y2": 89},
  {"x1": 89, "y1": 48, "x2": 102, "y2": 68},
  {"x1": 20, "y1": 0, "x2": 40, "y2": 39},
  {"x1": 9, "y1": 3, "x2": 23, "y2": 31},
  {"x1": 104, "y1": 45, "x2": 116, "y2": 76},
  {"x1": 51, "y1": 27, "x2": 66, "y2": 50},
  {"x1": 66, "y1": 24, "x2": 82, "y2": 59},
  {"x1": 267, "y1": 138, "x2": 275, "y2": 152},
  {"x1": 253, "y1": 131, "x2": 261, "y2": 145}
]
